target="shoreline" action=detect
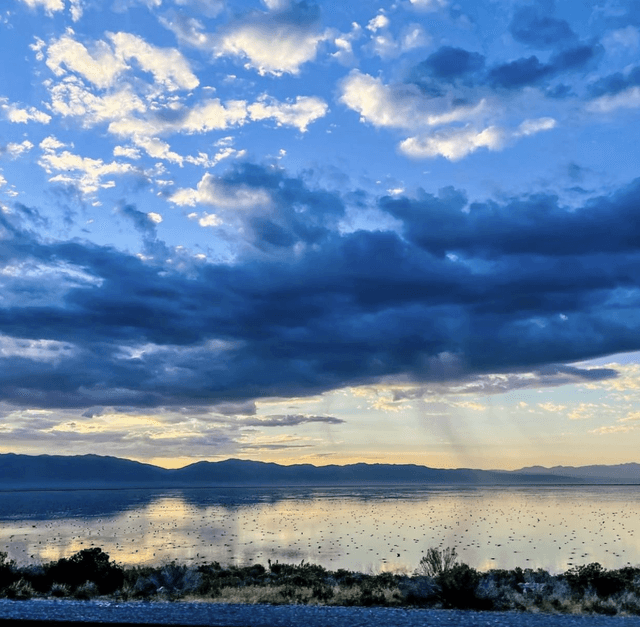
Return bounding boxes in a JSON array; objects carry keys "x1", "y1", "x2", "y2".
[
  {"x1": 3, "y1": 548, "x2": 640, "y2": 617},
  {"x1": 3, "y1": 599, "x2": 640, "y2": 627}
]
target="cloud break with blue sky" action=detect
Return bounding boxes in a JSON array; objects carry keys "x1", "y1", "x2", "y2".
[{"x1": 1, "y1": 0, "x2": 640, "y2": 468}]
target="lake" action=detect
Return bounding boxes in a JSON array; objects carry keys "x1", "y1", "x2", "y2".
[{"x1": 1, "y1": 485, "x2": 638, "y2": 575}]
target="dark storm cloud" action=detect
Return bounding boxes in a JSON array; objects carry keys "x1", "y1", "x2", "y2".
[
  {"x1": 588, "y1": 65, "x2": 640, "y2": 97},
  {"x1": 199, "y1": 163, "x2": 346, "y2": 253},
  {"x1": 410, "y1": 42, "x2": 601, "y2": 95},
  {"x1": 118, "y1": 203, "x2": 158, "y2": 238},
  {"x1": 416, "y1": 46, "x2": 485, "y2": 81},
  {"x1": 5, "y1": 168, "x2": 640, "y2": 410},
  {"x1": 509, "y1": 6, "x2": 576, "y2": 48},
  {"x1": 380, "y1": 180, "x2": 640, "y2": 258},
  {"x1": 409, "y1": 46, "x2": 485, "y2": 96},
  {"x1": 489, "y1": 55, "x2": 551, "y2": 88},
  {"x1": 489, "y1": 44, "x2": 601, "y2": 89}
]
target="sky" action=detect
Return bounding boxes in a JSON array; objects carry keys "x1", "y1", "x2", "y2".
[{"x1": 1, "y1": 0, "x2": 640, "y2": 470}]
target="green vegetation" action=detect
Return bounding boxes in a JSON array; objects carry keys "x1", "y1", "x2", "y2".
[{"x1": 2, "y1": 548, "x2": 640, "y2": 615}]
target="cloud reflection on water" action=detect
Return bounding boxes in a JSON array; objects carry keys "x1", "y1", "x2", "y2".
[{"x1": 1, "y1": 486, "x2": 638, "y2": 575}]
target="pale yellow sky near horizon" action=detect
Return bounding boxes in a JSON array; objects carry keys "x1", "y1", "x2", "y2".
[{"x1": 3, "y1": 353, "x2": 634, "y2": 472}]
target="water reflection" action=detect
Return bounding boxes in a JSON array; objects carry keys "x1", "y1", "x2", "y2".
[{"x1": 1, "y1": 486, "x2": 639, "y2": 574}]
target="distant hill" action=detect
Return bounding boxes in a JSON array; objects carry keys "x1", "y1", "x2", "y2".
[
  {"x1": 3, "y1": 453, "x2": 636, "y2": 489},
  {"x1": 517, "y1": 463, "x2": 640, "y2": 483}
]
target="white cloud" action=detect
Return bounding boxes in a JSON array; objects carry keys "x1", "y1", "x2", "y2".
[
  {"x1": 19, "y1": 0, "x2": 63, "y2": 16},
  {"x1": 22, "y1": 0, "x2": 83, "y2": 20},
  {"x1": 515, "y1": 117, "x2": 557, "y2": 136},
  {"x1": 588, "y1": 86, "x2": 640, "y2": 113},
  {"x1": 248, "y1": 95, "x2": 328, "y2": 132},
  {"x1": 39, "y1": 136, "x2": 65, "y2": 151},
  {"x1": 107, "y1": 32, "x2": 199, "y2": 91},
  {"x1": 48, "y1": 76, "x2": 146, "y2": 125},
  {"x1": 261, "y1": 0, "x2": 290, "y2": 9},
  {"x1": 568, "y1": 403, "x2": 598, "y2": 421},
  {"x1": 332, "y1": 37, "x2": 355, "y2": 65},
  {"x1": 5, "y1": 140, "x2": 34, "y2": 159},
  {"x1": 198, "y1": 212, "x2": 223, "y2": 227},
  {"x1": 340, "y1": 70, "x2": 484, "y2": 129},
  {"x1": 340, "y1": 71, "x2": 556, "y2": 160},
  {"x1": 179, "y1": 99, "x2": 248, "y2": 133},
  {"x1": 399, "y1": 125, "x2": 506, "y2": 160},
  {"x1": 30, "y1": 37, "x2": 47, "y2": 61},
  {"x1": 401, "y1": 24, "x2": 429, "y2": 51},
  {"x1": 133, "y1": 136, "x2": 185, "y2": 165},
  {"x1": 46, "y1": 31, "x2": 127, "y2": 89},
  {"x1": 367, "y1": 25, "x2": 428, "y2": 58},
  {"x1": 147, "y1": 212, "x2": 163, "y2": 223},
  {"x1": 108, "y1": 99, "x2": 248, "y2": 141},
  {"x1": 158, "y1": 14, "x2": 213, "y2": 49},
  {"x1": 538, "y1": 402, "x2": 567, "y2": 412},
  {"x1": 408, "y1": 0, "x2": 447, "y2": 10},
  {"x1": 1, "y1": 100, "x2": 51, "y2": 124},
  {"x1": 214, "y1": 13, "x2": 328, "y2": 76},
  {"x1": 330, "y1": 22, "x2": 362, "y2": 65},
  {"x1": 184, "y1": 147, "x2": 246, "y2": 168},
  {"x1": 113, "y1": 146, "x2": 142, "y2": 159},
  {"x1": 367, "y1": 13, "x2": 390, "y2": 32},
  {"x1": 69, "y1": 0, "x2": 83, "y2": 20},
  {"x1": 46, "y1": 30, "x2": 198, "y2": 91},
  {"x1": 38, "y1": 135, "x2": 137, "y2": 196},
  {"x1": 169, "y1": 172, "x2": 271, "y2": 211},
  {"x1": 364, "y1": 13, "x2": 428, "y2": 59},
  {"x1": 163, "y1": 7, "x2": 327, "y2": 76},
  {"x1": 109, "y1": 93, "x2": 325, "y2": 151},
  {"x1": 399, "y1": 118, "x2": 556, "y2": 160}
]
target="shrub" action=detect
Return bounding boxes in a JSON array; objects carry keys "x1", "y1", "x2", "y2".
[
  {"x1": 74, "y1": 580, "x2": 99, "y2": 600},
  {"x1": 45, "y1": 548, "x2": 124, "y2": 595},
  {"x1": 0, "y1": 552, "x2": 16, "y2": 590},
  {"x1": 5, "y1": 579, "x2": 35, "y2": 600},
  {"x1": 416, "y1": 547, "x2": 458, "y2": 577},
  {"x1": 50, "y1": 583, "x2": 70, "y2": 598},
  {"x1": 332, "y1": 569, "x2": 363, "y2": 587},
  {"x1": 311, "y1": 583, "x2": 334, "y2": 602},
  {"x1": 437, "y1": 563, "x2": 487, "y2": 610},
  {"x1": 131, "y1": 562, "x2": 202, "y2": 600},
  {"x1": 397, "y1": 576, "x2": 439, "y2": 606},
  {"x1": 563, "y1": 563, "x2": 629, "y2": 598},
  {"x1": 617, "y1": 591, "x2": 640, "y2": 615}
]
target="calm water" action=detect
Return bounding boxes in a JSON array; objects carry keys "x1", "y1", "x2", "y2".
[{"x1": 1, "y1": 485, "x2": 639, "y2": 574}]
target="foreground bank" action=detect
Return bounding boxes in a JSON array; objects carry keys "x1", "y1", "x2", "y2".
[
  {"x1": 3, "y1": 600, "x2": 640, "y2": 627},
  {"x1": 2, "y1": 548, "x2": 640, "y2": 616}
]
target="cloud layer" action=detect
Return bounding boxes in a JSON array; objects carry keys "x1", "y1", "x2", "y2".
[{"x1": 2, "y1": 164, "x2": 638, "y2": 410}]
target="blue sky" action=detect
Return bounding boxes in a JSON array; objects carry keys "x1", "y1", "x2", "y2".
[{"x1": 1, "y1": 0, "x2": 640, "y2": 469}]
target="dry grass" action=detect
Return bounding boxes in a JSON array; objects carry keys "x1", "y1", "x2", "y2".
[{"x1": 3, "y1": 547, "x2": 640, "y2": 615}]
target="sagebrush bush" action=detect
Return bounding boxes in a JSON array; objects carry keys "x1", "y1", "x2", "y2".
[
  {"x1": 45, "y1": 547, "x2": 124, "y2": 594},
  {"x1": 2, "y1": 545, "x2": 640, "y2": 615},
  {"x1": 397, "y1": 575, "x2": 439, "y2": 606},
  {"x1": 5, "y1": 578, "x2": 35, "y2": 600},
  {"x1": 415, "y1": 547, "x2": 458, "y2": 577},
  {"x1": 0, "y1": 552, "x2": 16, "y2": 590},
  {"x1": 73, "y1": 580, "x2": 99, "y2": 600},
  {"x1": 50, "y1": 582, "x2": 70, "y2": 597}
]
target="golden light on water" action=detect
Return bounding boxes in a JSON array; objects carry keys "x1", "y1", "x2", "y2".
[{"x1": 2, "y1": 486, "x2": 640, "y2": 574}]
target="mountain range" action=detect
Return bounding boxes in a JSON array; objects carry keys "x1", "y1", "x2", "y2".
[{"x1": 1, "y1": 454, "x2": 639, "y2": 489}]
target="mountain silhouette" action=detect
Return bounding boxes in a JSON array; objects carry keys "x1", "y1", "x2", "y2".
[{"x1": 3, "y1": 453, "x2": 638, "y2": 488}]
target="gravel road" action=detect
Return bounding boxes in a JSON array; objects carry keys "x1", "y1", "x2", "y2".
[{"x1": 3, "y1": 600, "x2": 640, "y2": 627}]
